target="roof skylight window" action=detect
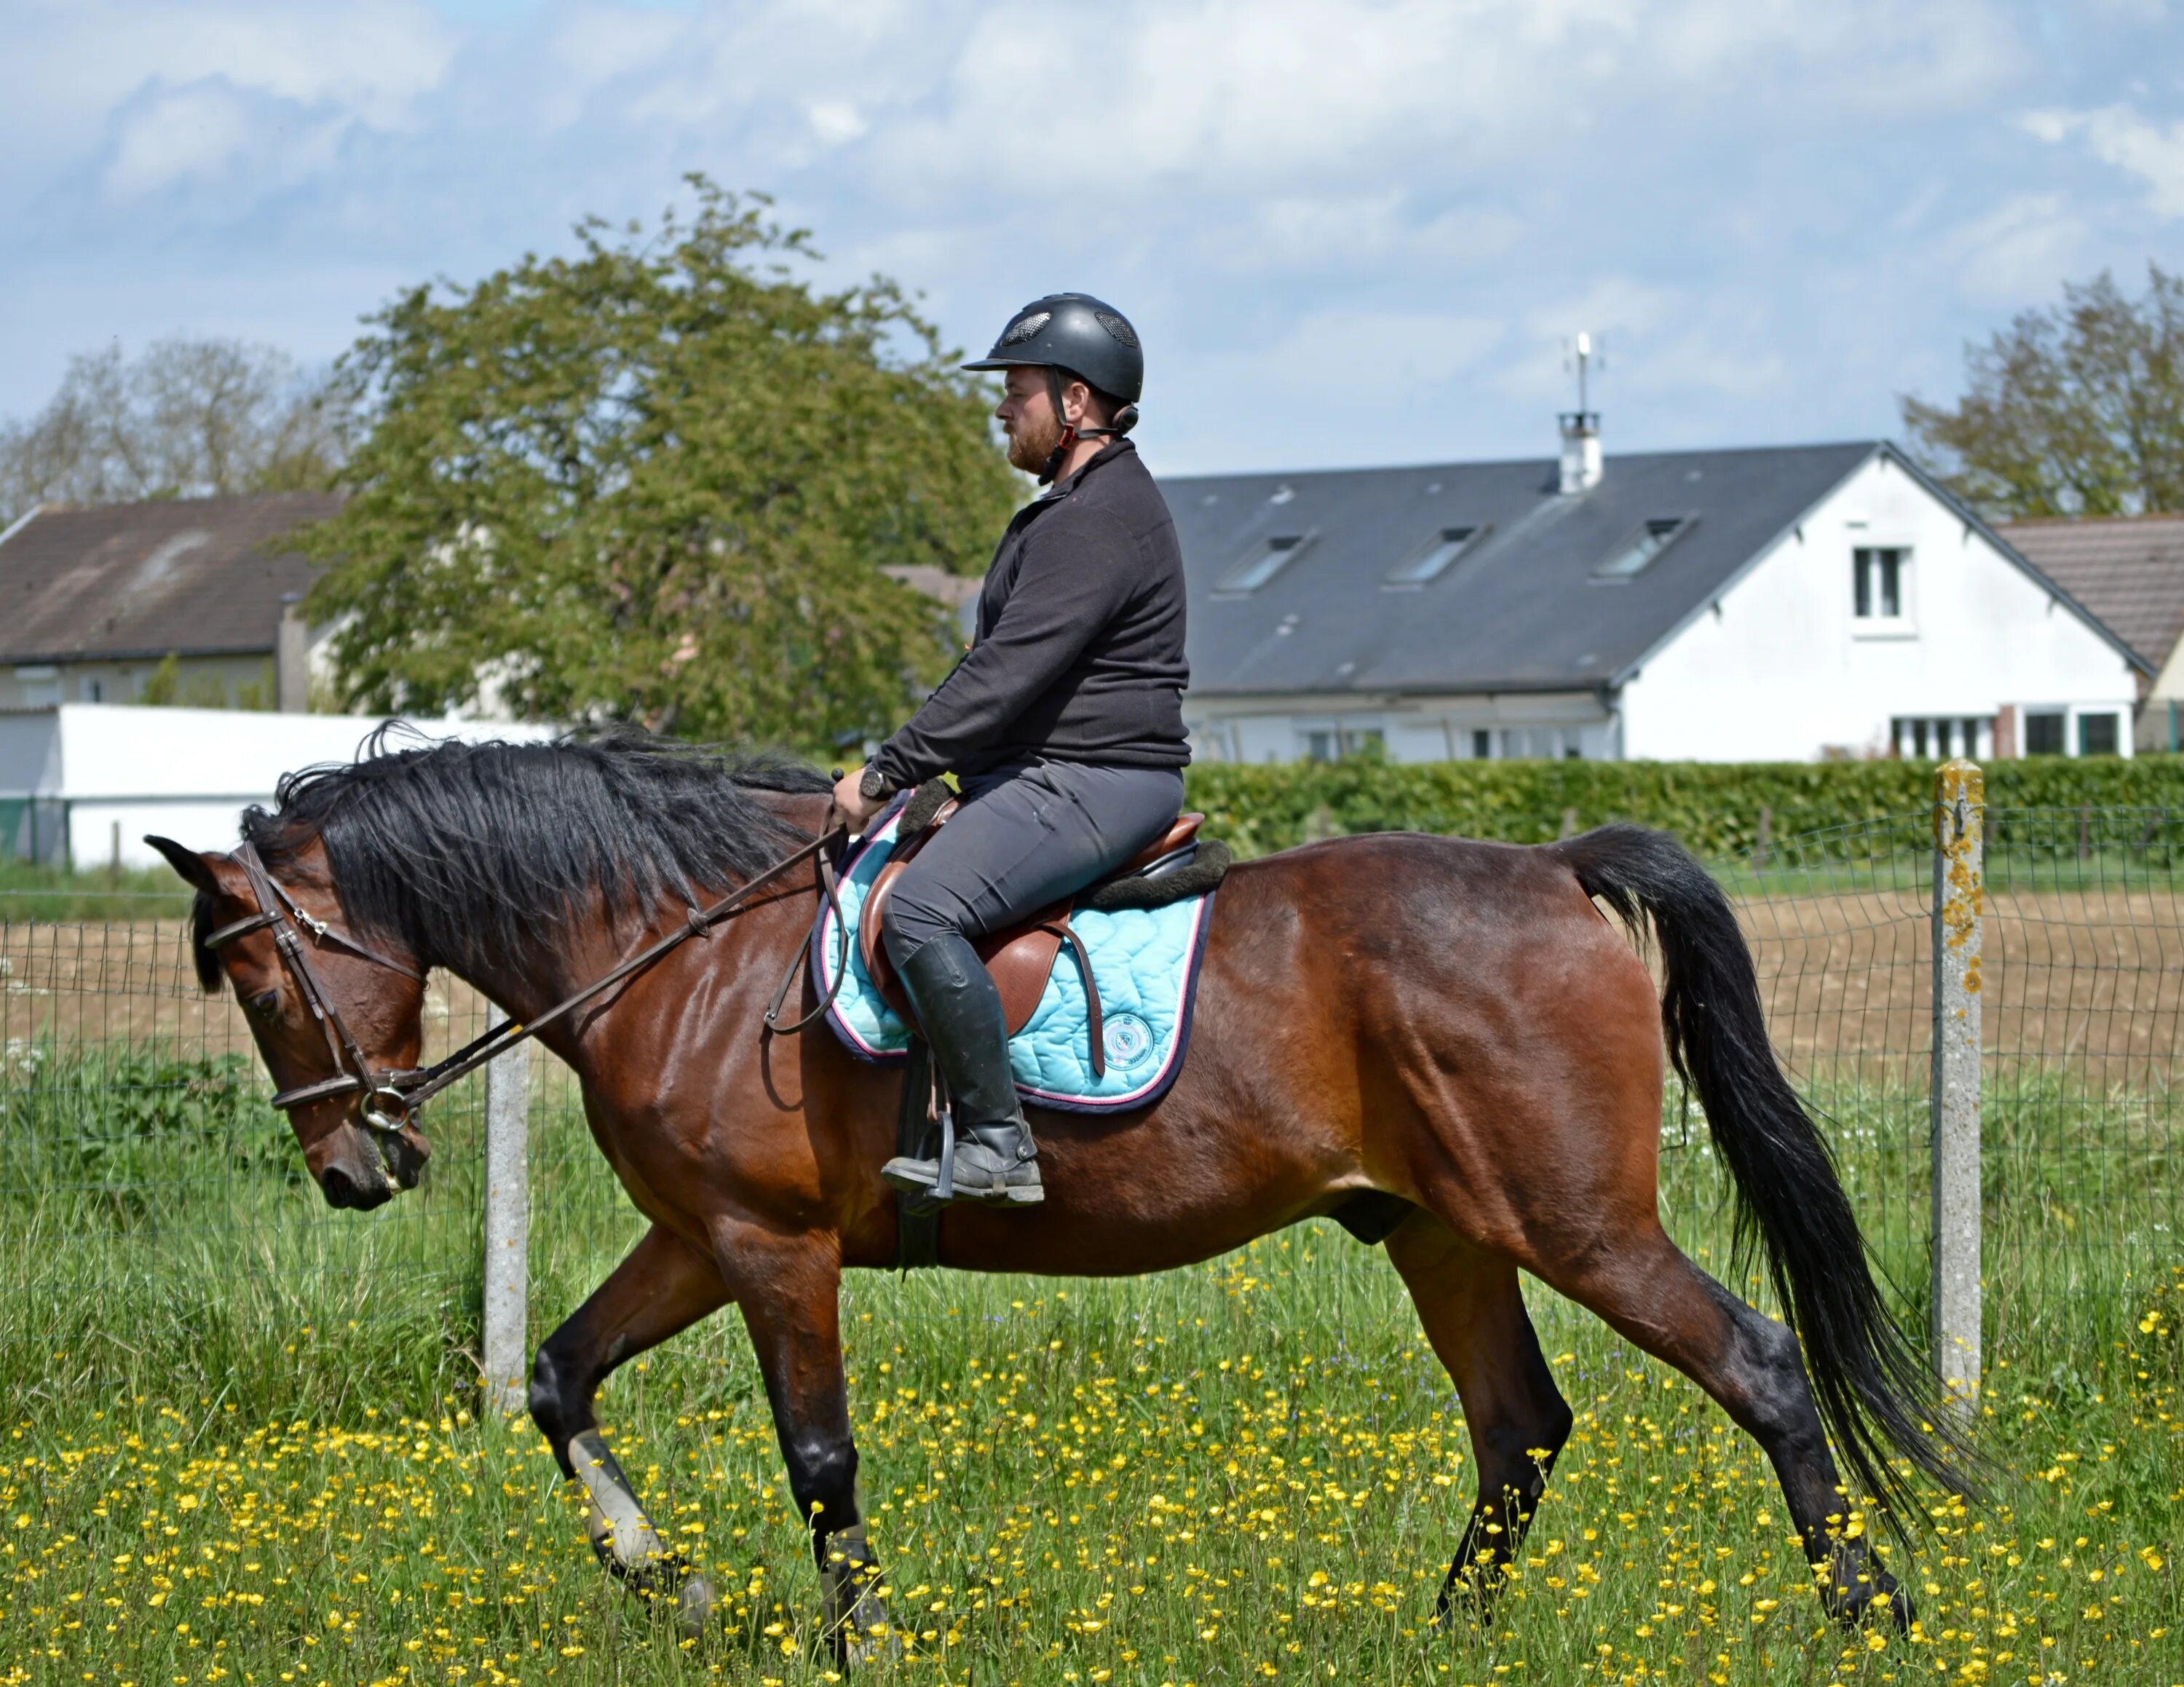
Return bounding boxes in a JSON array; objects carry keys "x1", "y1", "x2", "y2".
[
  {"x1": 1215, "y1": 532, "x2": 1312, "y2": 593},
  {"x1": 1385, "y1": 525, "x2": 1484, "y2": 588},
  {"x1": 1593, "y1": 515, "x2": 1695, "y2": 581}
]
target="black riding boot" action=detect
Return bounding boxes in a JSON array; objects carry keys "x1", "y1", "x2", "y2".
[{"x1": 879, "y1": 934, "x2": 1043, "y2": 1206}]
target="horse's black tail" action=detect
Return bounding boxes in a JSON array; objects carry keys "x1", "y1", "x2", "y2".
[{"x1": 1551, "y1": 822, "x2": 1977, "y2": 1520}]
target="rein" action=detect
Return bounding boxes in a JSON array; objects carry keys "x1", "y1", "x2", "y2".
[{"x1": 206, "y1": 825, "x2": 850, "y2": 1134}]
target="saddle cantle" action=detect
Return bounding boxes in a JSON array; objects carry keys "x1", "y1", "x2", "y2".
[{"x1": 858, "y1": 802, "x2": 1206, "y2": 1079}]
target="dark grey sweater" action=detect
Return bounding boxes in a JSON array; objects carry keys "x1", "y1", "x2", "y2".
[{"x1": 871, "y1": 440, "x2": 1190, "y2": 786}]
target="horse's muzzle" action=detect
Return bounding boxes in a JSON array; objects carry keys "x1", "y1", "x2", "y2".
[{"x1": 319, "y1": 1157, "x2": 392, "y2": 1210}]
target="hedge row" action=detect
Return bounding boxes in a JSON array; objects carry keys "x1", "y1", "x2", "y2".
[{"x1": 1182, "y1": 756, "x2": 2184, "y2": 860}]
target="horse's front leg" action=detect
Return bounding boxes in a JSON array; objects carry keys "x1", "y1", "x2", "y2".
[
  {"x1": 726, "y1": 1225, "x2": 896, "y2": 1666},
  {"x1": 529, "y1": 1221, "x2": 730, "y2": 1629}
]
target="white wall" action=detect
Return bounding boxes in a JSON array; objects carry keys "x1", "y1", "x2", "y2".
[
  {"x1": 1621, "y1": 453, "x2": 2141, "y2": 762},
  {"x1": 1187, "y1": 692, "x2": 1614, "y2": 765},
  {"x1": 0, "y1": 704, "x2": 556, "y2": 869}
]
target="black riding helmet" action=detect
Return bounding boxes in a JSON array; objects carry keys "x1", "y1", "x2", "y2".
[{"x1": 965, "y1": 293, "x2": 1144, "y2": 483}]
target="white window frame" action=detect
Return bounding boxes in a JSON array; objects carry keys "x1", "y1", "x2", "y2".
[
  {"x1": 1294, "y1": 715, "x2": 1385, "y2": 762},
  {"x1": 1851, "y1": 545, "x2": 1916, "y2": 638}
]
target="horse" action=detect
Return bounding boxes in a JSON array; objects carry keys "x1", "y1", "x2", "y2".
[{"x1": 149, "y1": 732, "x2": 1968, "y2": 1659}]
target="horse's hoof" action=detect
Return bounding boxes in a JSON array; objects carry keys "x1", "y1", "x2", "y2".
[{"x1": 677, "y1": 1575, "x2": 716, "y2": 1637}]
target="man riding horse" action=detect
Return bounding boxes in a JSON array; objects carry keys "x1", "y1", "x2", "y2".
[{"x1": 831, "y1": 293, "x2": 1190, "y2": 1209}]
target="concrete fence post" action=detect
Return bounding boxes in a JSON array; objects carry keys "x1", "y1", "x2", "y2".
[
  {"x1": 482, "y1": 1021, "x2": 531, "y2": 1418},
  {"x1": 1930, "y1": 759, "x2": 1984, "y2": 1409}
]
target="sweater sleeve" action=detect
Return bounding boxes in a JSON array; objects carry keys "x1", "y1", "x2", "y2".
[{"x1": 871, "y1": 509, "x2": 1138, "y2": 786}]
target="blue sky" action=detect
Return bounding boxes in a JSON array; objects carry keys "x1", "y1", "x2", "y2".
[{"x1": 2, "y1": 0, "x2": 2180, "y2": 475}]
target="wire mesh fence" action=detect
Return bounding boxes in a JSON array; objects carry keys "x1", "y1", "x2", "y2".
[
  {"x1": 0, "y1": 800, "x2": 2177, "y2": 1387},
  {"x1": 1669, "y1": 802, "x2": 2184, "y2": 1353}
]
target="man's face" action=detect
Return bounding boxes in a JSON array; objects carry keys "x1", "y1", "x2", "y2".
[{"x1": 997, "y1": 366, "x2": 1064, "y2": 475}]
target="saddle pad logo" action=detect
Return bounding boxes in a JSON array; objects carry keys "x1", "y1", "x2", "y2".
[{"x1": 1102, "y1": 1012, "x2": 1155, "y2": 1070}]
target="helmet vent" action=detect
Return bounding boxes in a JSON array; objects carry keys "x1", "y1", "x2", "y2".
[
  {"x1": 999, "y1": 311, "x2": 1051, "y2": 347},
  {"x1": 1094, "y1": 312, "x2": 1139, "y2": 349}
]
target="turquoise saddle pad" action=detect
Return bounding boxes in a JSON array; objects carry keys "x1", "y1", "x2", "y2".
[{"x1": 811, "y1": 799, "x2": 1215, "y2": 1113}]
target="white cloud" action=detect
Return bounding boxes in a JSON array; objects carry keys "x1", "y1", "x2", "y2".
[
  {"x1": 807, "y1": 102, "x2": 869, "y2": 146},
  {"x1": 2026, "y1": 102, "x2": 2184, "y2": 218},
  {"x1": 103, "y1": 85, "x2": 259, "y2": 199},
  {"x1": 1931, "y1": 191, "x2": 2090, "y2": 304},
  {"x1": 0, "y1": 0, "x2": 2165, "y2": 473}
]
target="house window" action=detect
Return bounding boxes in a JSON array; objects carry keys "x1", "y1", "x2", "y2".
[
  {"x1": 2078, "y1": 712, "x2": 2120, "y2": 756},
  {"x1": 1593, "y1": 515, "x2": 1693, "y2": 580},
  {"x1": 1501, "y1": 726, "x2": 1574, "y2": 759},
  {"x1": 1471, "y1": 729, "x2": 1492, "y2": 760},
  {"x1": 1298, "y1": 720, "x2": 1382, "y2": 762},
  {"x1": 84, "y1": 679, "x2": 102, "y2": 703},
  {"x1": 1385, "y1": 526, "x2": 1484, "y2": 588},
  {"x1": 1853, "y1": 548, "x2": 1909, "y2": 621},
  {"x1": 1892, "y1": 716, "x2": 1991, "y2": 759},
  {"x1": 2023, "y1": 711, "x2": 2066, "y2": 756},
  {"x1": 1216, "y1": 532, "x2": 1313, "y2": 593}
]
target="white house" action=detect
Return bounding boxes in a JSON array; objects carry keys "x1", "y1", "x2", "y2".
[
  {"x1": 1163, "y1": 422, "x2": 2145, "y2": 764},
  {"x1": 0, "y1": 704, "x2": 557, "y2": 872}
]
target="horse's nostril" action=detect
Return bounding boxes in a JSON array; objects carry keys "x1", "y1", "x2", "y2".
[{"x1": 319, "y1": 1162, "x2": 391, "y2": 1212}]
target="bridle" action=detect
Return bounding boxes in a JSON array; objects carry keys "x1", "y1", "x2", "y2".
[{"x1": 205, "y1": 826, "x2": 850, "y2": 1138}]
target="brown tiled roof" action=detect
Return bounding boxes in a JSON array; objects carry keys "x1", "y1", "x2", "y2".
[
  {"x1": 0, "y1": 492, "x2": 342, "y2": 665},
  {"x1": 2001, "y1": 513, "x2": 2184, "y2": 671}
]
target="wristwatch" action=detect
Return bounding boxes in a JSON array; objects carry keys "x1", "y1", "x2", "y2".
[{"x1": 860, "y1": 767, "x2": 896, "y2": 804}]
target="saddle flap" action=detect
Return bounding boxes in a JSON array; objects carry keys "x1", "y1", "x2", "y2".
[
  {"x1": 859, "y1": 851, "x2": 1068, "y2": 1037},
  {"x1": 853, "y1": 800, "x2": 1199, "y2": 1051}
]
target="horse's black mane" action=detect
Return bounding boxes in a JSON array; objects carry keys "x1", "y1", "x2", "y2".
[{"x1": 200, "y1": 727, "x2": 834, "y2": 984}]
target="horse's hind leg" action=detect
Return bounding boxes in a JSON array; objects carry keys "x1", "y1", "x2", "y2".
[
  {"x1": 1385, "y1": 1217, "x2": 1573, "y2": 1622},
  {"x1": 529, "y1": 1222, "x2": 730, "y2": 1629},
  {"x1": 1533, "y1": 1220, "x2": 1909, "y2": 1629}
]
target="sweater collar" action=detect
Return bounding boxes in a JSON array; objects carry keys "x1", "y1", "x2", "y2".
[{"x1": 1038, "y1": 437, "x2": 1135, "y2": 502}]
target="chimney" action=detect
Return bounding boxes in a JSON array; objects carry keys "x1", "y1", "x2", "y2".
[
  {"x1": 1557, "y1": 329, "x2": 1603, "y2": 494},
  {"x1": 1559, "y1": 410, "x2": 1601, "y2": 495},
  {"x1": 276, "y1": 593, "x2": 310, "y2": 713}
]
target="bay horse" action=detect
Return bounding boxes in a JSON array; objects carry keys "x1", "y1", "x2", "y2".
[{"x1": 149, "y1": 733, "x2": 1966, "y2": 1657}]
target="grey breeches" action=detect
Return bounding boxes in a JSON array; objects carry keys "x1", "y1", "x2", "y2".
[{"x1": 879, "y1": 758, "x2": 1186, "y2": 968}]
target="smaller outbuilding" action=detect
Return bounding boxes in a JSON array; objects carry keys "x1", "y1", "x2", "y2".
[
  {"x1": 0, "y1": 491, "x2": 340, "y2": 711},
  {"x1": 1161, "y1": 419, "x2": 2148, "y2": 764},
  {"x1": 1999, "y1": 513, "x2": 2184, "y2": 753}
]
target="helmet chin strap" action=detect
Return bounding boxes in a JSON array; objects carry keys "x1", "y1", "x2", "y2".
[{"x1": 1037, "y1": 366, "x2": 1139, "y2": 486}]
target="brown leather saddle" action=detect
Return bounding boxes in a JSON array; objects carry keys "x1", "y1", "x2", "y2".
[{"x1": 860, "y1": 805, "x2": 1204, "y2": 1080}]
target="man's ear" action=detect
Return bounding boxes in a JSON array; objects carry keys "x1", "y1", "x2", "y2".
[{"x1": 145, "y1": 836, "x2": 226, "y2": 897}]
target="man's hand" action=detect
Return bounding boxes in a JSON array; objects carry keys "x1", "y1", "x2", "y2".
[{"x1": 832, "y1": 765, "x2": 885, "y2": 834}]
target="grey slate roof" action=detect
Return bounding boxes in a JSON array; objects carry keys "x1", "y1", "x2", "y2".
[
  {"x1": 1160, "y1": 443, "x2": 1876, "y2": 696},
  {"x1": 0, "y1": 493, "x2": 340, "y2": 665},
  {"x1": 1998, "y1": 513, "x2": 2184, "y2": 673},
  {"x1": 1160, "y1": 440, "x2": 2123, "y2": 698}
]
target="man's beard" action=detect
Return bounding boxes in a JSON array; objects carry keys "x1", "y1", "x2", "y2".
[{"x1": 1005, "y1": 406, "x2": 1064, "y2": 475}]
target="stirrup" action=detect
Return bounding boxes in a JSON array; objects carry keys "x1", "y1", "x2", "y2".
[{"x1": 881, "y1": 1103, "x2": 1042, "y2": 1207}]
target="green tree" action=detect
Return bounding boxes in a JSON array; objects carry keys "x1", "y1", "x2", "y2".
[
  {"x1": 300, "y1": 178, "x2": 1019, "y2": 746},
  {"x1": 1902, "y1": 264, "x2": 2184, "y2": 518}
]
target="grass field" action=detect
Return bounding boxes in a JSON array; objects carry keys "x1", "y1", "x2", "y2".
[
  {"x1": 0, "y1": 826, "x2": 2180, "y2": 1687},
  {"x1": 1, "y1": 1051, "x2": 2180, "y2": 1687}
]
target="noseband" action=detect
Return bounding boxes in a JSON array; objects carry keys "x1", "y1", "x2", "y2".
[
  {"x1": 204, "y1": 828, "x2": 849, "y2": 1136},
  {"x1": 203, "y1": 843, "x2": 427, "y2": 1132}
]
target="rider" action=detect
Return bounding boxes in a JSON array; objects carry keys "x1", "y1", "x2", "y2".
[{"x1": 831, "y1": 293, "x2": 1190, "y2": 1208}]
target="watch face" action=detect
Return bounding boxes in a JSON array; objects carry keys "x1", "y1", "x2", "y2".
[{"x1": 861, "y1": 770, "x2": 890, "y2": 800}]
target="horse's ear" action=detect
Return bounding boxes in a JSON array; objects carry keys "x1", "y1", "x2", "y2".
[{"x1": 145, "y1": 836, "x2": 226, "y2": 897}]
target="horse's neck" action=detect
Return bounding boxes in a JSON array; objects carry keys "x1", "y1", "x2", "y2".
[{"x1": 441, "y1": 786, "x2": 828, "y2": 1067}]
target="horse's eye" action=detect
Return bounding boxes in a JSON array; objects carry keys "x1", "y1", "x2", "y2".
[{"x1": 248, "y1": 989, "x2": 280, "y2": 1019}]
